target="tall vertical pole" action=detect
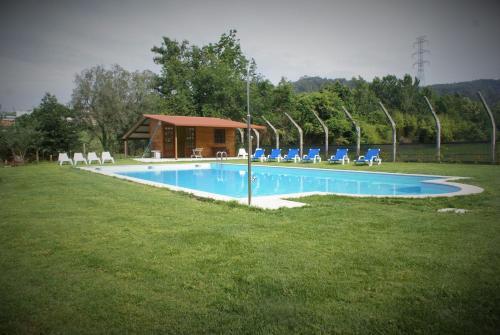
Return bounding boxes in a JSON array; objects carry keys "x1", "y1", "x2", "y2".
[
  {"x1": 424, "y1": 96, "x2": 441, "y2": 162},
  {"x1": 262, "y1": 116, "x2": 279, "y2": 149},
  {"x1": 285, "y1": 112, "x2": 303, "y2": 157},
  {"x1": 478, "y1": 91, "x2": 497, "y2": 164},
  {"x1": 311, "y1": 110, "x2": 328, "y2": 158},
  {"x1": 378, "y1": 101, "x2": 397, "y2": 162},
  {"x1": 246, "y1": 66, "x2": 252, "y2": 206},
  {"x1": 341, "y1": 106, "x2": 360, "y2": 157}
]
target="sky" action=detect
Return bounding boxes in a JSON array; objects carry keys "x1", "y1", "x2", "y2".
[{"x1": 1, "y1": 0, "x2": 500, "y2": 110}]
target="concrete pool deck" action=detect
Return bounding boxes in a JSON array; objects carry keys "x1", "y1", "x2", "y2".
[{"x1": 134, "y1": 157, "x2": 241, "y2": 163}]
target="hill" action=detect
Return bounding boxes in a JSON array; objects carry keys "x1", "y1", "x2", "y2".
[
  {"x1": 430, "y1": 79, "x2": 500, "y2": 105},
  {"x1": 292, "y1": 76, "x2": 500, "y2": 105},
  {"x1": 292, "y1": 76, "x2": 353, "y2": 93}
]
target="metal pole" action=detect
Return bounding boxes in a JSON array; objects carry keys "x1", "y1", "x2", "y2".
[
  {"x1": 311, "y1": 110, "x2": 328, "y2": 158},
  {"x1": 341, "y1": 106, "x2": 361, "y2": 157},
  {"x1": 424, "y1": 96, "x2": 441, "y2": 162},
  {"x1": 262, "y1": 116, "x2": 279, "y2": 149},
  {"x1": 378, "y1": 101, "x2": 397, "y2": 162},
  {"x1": 478, "y1": 91, "x2": 497, "y2": 164},
  {"x1": 284, "y1": 112, "x2": 303, "y2": 157},
  {"x1": 246, "y1": 66, "x2": 252, "y2": 206}
]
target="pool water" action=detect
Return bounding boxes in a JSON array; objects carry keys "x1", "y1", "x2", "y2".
[{"x1": 115, "y1": 163, "x2": 461, "y2": 198}]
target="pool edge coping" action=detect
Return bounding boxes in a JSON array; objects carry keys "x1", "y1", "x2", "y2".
[{"x1": 78, "y1": 163, "x2": 484, "y2": 209}]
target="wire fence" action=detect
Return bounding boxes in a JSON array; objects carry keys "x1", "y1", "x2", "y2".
[{"x1": 258, "y1": 141, "x2": 500, "y2": 164}]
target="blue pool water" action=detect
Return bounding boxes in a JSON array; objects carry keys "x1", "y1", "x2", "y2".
[{"x1": 115, "y1": 164, "x2": 461, "y2": 198}]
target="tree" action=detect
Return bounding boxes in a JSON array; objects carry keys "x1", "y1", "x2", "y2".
[
  {"x1": 152, "y1": 29, "x2": 264, "y2": 121},
  {"x1": 0, "y1": 121, "x2": 41, "y2": 162},
  {"x1": 72, "y1": 65, "x2": 162, "y2": 152},
  {"x1": 28, "y1": 93, "x2": 80, "y2": 155}
]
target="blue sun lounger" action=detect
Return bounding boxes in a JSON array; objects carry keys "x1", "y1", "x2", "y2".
[
  {"x1": 328, "y1": 148, "x2": 349, "y2": 165},
  {"x1": 251, "y1": 148, "x2": 266, "y2": 162},
  {"x1": 267, "y1": 148, "x2": 282, "y2": 162},
  {"x1": 302, "y1": 148, "x2": 321, "y2": 163},
  {"x1": 354, "y1": 148, "x2": 381, "y2": 166},
  {"x1": 283, "y1": 148, "x2": 300, "y2": 162}
]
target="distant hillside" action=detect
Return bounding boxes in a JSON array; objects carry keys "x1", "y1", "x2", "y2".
[
  {"x1": 292, "y1": 76, "x2": 353, "y2": 93},
  {"x1": 292, "y1": 76, "x2": 500, "y2": 105},
  {"x1": 430, "y1": 79, "x2": 500, "y2": 105}
]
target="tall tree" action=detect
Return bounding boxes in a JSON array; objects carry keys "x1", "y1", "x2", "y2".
[
  {"x1": 152, "y1": 29, "x2": 264, "y2": 121},
  {"x1": 28, "y1": 93, "x2": 80, "y2": 154},
  {"x1": 0, "y1": 120, "x2": 41, "y2": 161},
  {"x1": 72, "y1": 65, "x2": 162, "y2": 151}
]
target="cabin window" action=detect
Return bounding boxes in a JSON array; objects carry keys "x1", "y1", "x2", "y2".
[
  {"x1": 185, "y1": 127, "x2": 195, "y2": 148},
  {"x1": 214, "y1": 129, "x2": 226, "y2": 144}
]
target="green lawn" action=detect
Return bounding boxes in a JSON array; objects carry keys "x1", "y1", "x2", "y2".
[{"x1": 1, "y1": 161, "x2": 500, "y2": 334}]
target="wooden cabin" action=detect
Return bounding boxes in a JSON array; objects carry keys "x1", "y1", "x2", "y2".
[{"x1": 122, "y1": 114, "x2": 265, "y2": 158}]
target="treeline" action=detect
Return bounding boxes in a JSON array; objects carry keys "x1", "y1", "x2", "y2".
[
  {"x1": 293, "y1": 76, "x2": 500, "y2": 107},
  {"x1": 1, "y1": 30, "x2": 499, "y2": 162}
]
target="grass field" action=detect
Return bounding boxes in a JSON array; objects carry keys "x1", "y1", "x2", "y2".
[{"x1": 1, "y1": 161, "x2": 500, "y2": 334}]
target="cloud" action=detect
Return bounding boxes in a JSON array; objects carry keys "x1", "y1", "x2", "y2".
[{"x1": 1, "y1": 0, "x2": 500, "y2": 109}]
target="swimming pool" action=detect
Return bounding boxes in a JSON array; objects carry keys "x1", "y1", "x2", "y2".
[{"x1": 82, "y1": 163, "x2": 483, "y2": 209}]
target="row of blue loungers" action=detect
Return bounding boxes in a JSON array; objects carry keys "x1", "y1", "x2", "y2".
[{"x1": 250, "y1": 148, "x2": 382, "y2": 166}]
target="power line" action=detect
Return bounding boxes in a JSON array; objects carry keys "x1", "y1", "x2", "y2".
[{"x1": 412, "y1": 36, "x2": 430, "y2": 86}]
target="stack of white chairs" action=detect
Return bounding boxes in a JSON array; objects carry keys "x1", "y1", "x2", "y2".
[{"x1": 58, "y1": 151, "x2": 115, "y2": 166}]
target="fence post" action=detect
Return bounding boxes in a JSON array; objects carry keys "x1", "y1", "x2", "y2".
[
  {"x1": 284, "y1": 112, "x2": 303, "y2": 157},
  {"x1": 242, "y1": 119, "x2": 260, "y2": 148},
  {"x1": 378, "y1": 101, "x2": 397, "y2": 162},
  {"x1": 252, "y1": 129, "x2": 260, "y2": 149},
  {"x1": 477, "y1": 91, "x2": 497, "y2": 164},
  {"x1": 341, "y1": 106, "x2": 361, "y2": 157},
  {"x1": 262, "y1": 116, "x2": 279, "y2": 149},
  {"x1": 142, "y1": 121, "x2": 162, "y2": 158},
  {"x1": 311, "y1": 110, "x2": 328, "y2": 158},
  {"x1": 423, "y1": 96, "x2": 441, "y2": 162},
  {"x1": 236, "y1": 128, "x2": 244, "y2": 145}
]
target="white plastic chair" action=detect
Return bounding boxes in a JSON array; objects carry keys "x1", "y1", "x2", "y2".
[
  {"x1": 237, "y1": 148, "x2": 248, "y2": 158},
  {"x1": 73, "y1": 152, "x2": 87, "y2": 165},
  {"x1": 101, "y1": 151, "x2": 115, "y2": 164},
  {"x1": 58, "y1": 153, "x2": 73, "y2": 166},
  {"x1": 190, "y1": 148, "x2": 203, "y2": 159},
  {"x1": 87, "y1": 152, "x2": 101, "y2": 164}
]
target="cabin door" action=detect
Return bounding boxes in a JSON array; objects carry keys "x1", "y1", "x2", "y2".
[
  {"x1": 185, "y1": 127, "x2": 196, "y2": 157},
  {"x1": 177, "y1": 127, "x2": 186, "y2": 157},
  {"x1": 163, "y1": 126, "x2": 174, "y2": 158}
]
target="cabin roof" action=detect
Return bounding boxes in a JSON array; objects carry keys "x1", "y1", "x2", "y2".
[
  {"x1": 144, "y1": 114, "x2": 265, "y2": 129},
  {"x1": 123, "y1": 114, "x2": 265, "y2": 140}
]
